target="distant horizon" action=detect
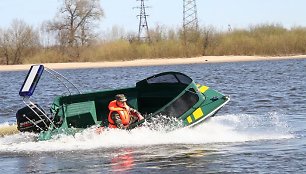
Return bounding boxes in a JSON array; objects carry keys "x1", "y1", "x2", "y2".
[{"x1": 0, "y1": 0, "x2": 306, "y2": 33}]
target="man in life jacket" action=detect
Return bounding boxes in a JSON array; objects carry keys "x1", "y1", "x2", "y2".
[{"x1": 108, "y1": 94, "x2": 144, "y2": 129}]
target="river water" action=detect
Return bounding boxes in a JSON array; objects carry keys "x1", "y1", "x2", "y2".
[{"x1": 0, "y1": 59, "x2": 305, "y2": 173}]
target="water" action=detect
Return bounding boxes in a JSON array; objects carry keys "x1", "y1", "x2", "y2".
[{"x1": 0, "y1": 59, "x2": 305, "y2": 173}]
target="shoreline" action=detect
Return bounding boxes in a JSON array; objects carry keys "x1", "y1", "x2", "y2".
[{"x1": 0, "y1": 55, "x2": 305, "y2": 71}]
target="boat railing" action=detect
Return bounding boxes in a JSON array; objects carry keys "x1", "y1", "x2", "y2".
[
  {"x1": 18, "y1": 64, "x2": 82, "y2": 132},
  {"x1": 44, "y1": 67, "x2": 81, "y2": 96},
  {"x1": 22, "y1": 97, "x2": 57, "y2": 130}
]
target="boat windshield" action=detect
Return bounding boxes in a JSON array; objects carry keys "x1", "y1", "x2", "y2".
[
  {"x1": 146, "y1": 72, "x2": 192, "y2": 85},
  {"x1": 156, "y1": 88, "x2": 199, "y2": 118},
  {"x1": 136, "y1": 72, "x2": 196, "y2": 115}
]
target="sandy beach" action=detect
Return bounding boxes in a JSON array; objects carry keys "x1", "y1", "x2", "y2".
[{"x1": 1, "y1": 55, "x2": 305, "y2": 71}]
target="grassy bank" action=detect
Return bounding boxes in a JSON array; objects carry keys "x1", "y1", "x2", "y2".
[{"x1": 5, "y1": 24, "x2": 306, "y2": 64}]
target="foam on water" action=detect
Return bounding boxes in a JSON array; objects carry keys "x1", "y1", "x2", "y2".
[{"x1": 0, "y1": 113, "x2": 293, "y2": 153}]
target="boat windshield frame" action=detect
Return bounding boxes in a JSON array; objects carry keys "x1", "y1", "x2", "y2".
[{"x1": 137, "y1": 72, "x2": 193, "y2": 86}]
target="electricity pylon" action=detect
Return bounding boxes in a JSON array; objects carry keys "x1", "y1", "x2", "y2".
[
  {"x1": 135, "y1": 0, "x2": 150, "y2": 41},
  {"x1": 183, "y1": 0, "x2": 199, "y2": 32},
  {"x1": 183, "y1": 0, "x2": 199, "y2": 56}
]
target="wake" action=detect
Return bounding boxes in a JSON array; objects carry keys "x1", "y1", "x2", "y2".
[{"x1": 0, "y1": 113, "x2": 293, "y2": 152}]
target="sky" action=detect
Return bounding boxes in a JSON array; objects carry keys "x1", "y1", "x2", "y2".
[{"x1": 0, "y1": 0, "x2": 306, "y2": 34}]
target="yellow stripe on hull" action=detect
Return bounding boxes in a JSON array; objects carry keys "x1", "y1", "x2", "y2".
[
  {"x1": 193, "y1": 108, "x2": 204, "y2": 120},
  {"x1": 187, "y1": 116, "x2": 193, "y2": 123},
  {"x1": 186, "y1": 108, "x2": 205, "y2": 124},
  {"x1": 199, "y1": 86, "x2": 209, "y2": 93}
]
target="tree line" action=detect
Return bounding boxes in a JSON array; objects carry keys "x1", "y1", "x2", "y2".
[
  {"x1": 1, "y1": 0, "x2": 306, "y2": 65},
  {"x1": 0, "y1": 0, "x2": 103, "y2": 65}
]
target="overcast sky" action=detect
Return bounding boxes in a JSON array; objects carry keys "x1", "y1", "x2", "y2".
[{"x1": 0, "y1": 0, "x2": 306, "y2": 33}]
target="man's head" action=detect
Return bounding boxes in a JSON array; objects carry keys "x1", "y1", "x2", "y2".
[
  {"x1": 115, "y1": 94, "x2": 127, "y2": 107},
  {"x1": 115, "y1": 94, "x2": 127, "y2": 102}
]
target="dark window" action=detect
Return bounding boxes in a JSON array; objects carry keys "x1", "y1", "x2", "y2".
[
  {"x1": 147, "y1": 74, "x2": 178, "y2": 84},
  {"x1": 157, "y1": 88, "x2": 199, "y2": 118},
  {"x1": 176, "y1": 74, "x2": 192, "y2": 84}
]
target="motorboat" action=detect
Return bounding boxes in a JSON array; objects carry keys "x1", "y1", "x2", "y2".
[{"x1": 15, "y1": 65, "x2": 230, "y2": 140}]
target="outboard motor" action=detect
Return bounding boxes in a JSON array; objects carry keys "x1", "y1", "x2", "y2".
[{"x1": 16, "y1": 104, "x2": 50, "y2": 133}]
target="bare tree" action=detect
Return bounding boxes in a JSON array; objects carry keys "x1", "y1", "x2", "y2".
[
  {"x1": 0, "y1": 29, "x2": 9, "y2": 64},
  {"x1": 47, "y1": 0, "x2": 103, "y2": 48},
  {"x1": 0, "y1": 19, "x2": 39, "y2": 65},
  {"x1": 201, "y1": 26, "x2": 216, "y2": 56}
]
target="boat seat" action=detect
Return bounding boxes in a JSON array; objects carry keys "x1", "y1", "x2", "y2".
[{"x1": 64, "y1": 101, "x2": 97, "y2": 128}]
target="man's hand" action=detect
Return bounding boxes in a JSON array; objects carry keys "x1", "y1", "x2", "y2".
[
  {"x1": 123, "y1": 103, "x2": 130, "y2": 111},
  {"x1": 138, "y1": 114, "x2": 144, "y2": 121},
  {"x1": 129, "y1": 108, "x2": 144, "y2": 121}
]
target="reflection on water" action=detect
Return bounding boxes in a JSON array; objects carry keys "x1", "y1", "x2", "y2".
[{"x1": 110, "y1": 148, "x2": 135, "y2": 172}]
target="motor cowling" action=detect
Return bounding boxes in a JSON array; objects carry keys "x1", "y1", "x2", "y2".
[{"x1": 16, "y1": 104, "x2": 50, "y2": 133}]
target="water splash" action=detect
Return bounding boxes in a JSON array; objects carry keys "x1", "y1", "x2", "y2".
[
  {"x1": 0, "y1": 113, "x2": 293, "y2": 153},
  {"x1": 141, "y1": 114, "x2": 184, "y2": 132}
]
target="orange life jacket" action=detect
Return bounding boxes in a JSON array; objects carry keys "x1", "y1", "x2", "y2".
[{"x1": 108, "y1": 100, "x2": 131, "y2": 128}]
